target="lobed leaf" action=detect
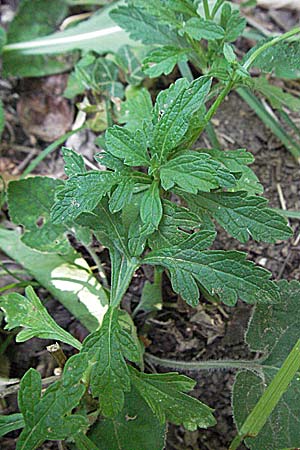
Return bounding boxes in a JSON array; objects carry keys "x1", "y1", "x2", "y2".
[
  {"x1": 118, "y1": 88, "x2": 153, "y2": 130},
  {"x1": 51, "y1": 171, "x2": 118, "y2": 223},
  {"x1": 144, "y1": 237, "x2": 279, "y2": 306},
  {"x1": 148, "y1": 200, "x2": 201, "y2": 250},
  {"x1": 203, "y1": 148, "x2": 263, "y2": 194},
  {"x1": 17, "y1": 354, "x2": 88, "y2": 450},
  {"x1": 105, "y1": 125, "x2": 150, "y2": 166},
  {"x1": 130, "y1": 367, "x2": 216, "y2": 431},
  {"x1": 0, "y1": 286, "x2": 82, "y2": 350},
  {"x1": 82, "y1": 308, "x2": 142, "y2": 416},
  {"x1": 143, "y1": 46, "x2": 189, "y2": 77},
  {"x1": 180, "y1": 17, "x2": 225, "y2": 40},
  {"x1": 110, "y1": 4, "x2": 181, "y2": 46},
  {"x1": 160, "y1": 152, "x2": 236, "y2": 193},
  {"x1": 185, "y1": 191, "x2": 292, "y2": 243},
  {"x1": 62, "y1": 147, "x2": 86, "y2": 177},
  {"x1": 152, "y1": 76, "x2": 211, "y2": 160}
]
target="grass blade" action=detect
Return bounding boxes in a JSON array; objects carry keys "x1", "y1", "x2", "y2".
[{"x1": 237, "y1": 87, "x2": 300, "y2": 161}]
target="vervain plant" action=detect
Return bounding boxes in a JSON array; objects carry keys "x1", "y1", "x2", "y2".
[
  {"x1": 0, "y1": 63, "x2": 297, "y2": 448},
  {"x1": 1, "y1": 1, "x2": 300, "y2": 449}
]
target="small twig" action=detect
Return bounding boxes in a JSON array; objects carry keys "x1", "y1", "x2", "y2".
[
  {"x1": 12, "y1": 151, "x2": 37, "y2": 175},
  {"x1": 276, "y1": 183, "x2": 287, "y2": 211},
  {"x1": 47, "y1": 343, "x2": 67, "y2": 369},
  {"x1": 85, "y1": 244, "x2": 108, "y2": 287},
  {"x1": 0, "y1": 375, "x2": 60, "y2": 399},
  {"x1": 82, "y1": 156, "x2": 100, "y2": 171}
]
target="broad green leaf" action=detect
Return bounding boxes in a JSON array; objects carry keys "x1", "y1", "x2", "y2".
[
  {"x1": 251, "y1": 40, "x2": 300, "y2": 79},
  {"x1": 0, "y1": 414, "x2": 24, "y2": 438},
  {"x1": 160, "y1": 152, "x2": 236, "y2": 193},
  {"x1": 130, "y1": 367, "x2": 216, "y2": 431},
  {"x1": 17, "y1": 354, "x2": 88, "y2": 450},
  {"x1": 185, "y1": 191, "x2": 292, "y2": 243},
  {"x1": 118, "y1": 87, "x2": 153, "y2": 130},
  {"x1": 203, "y1": 148, "x2": 263, "y2": 194},
  {"x1": 2, "y1": 0, "x2": 69, "y2": 77},
  {"x1": 105, "y1": 125, "x2": 150, "y2": 166},
  {"x1": 180, "y1": 17, "x2": 225, "y2": 40},
  {"x1": 0, "y1": 228, "x2": 107, "y2": 332},
  {"x1": 148, "y1": 200, "x2": 201, "y2": 250},
  {"x1": 152, "y1": 76, "x2": 211, "y2": 160},
  {"x1": 143, "y1": 46, "x2": 189, "y2": 77},
  {"x1": 140, "y1": 182, "x2": 163, "y2": 230},
  {"x1": 233, "y1": 280, "x2": 300, "y2": 449},
  {"x1": 88, "y1": 386, "x2": 166, "y2": 450},
  {"x1": 62, "y1": 147, "x2": 86, "y2": 177},
  {"x1": 0, "y1": 286, "x2": 81, "y2": 350},
  {"x1": 51, "y1": 171, "x2": 118, "y2": 223},
  {"x1": 8, "y1": 177, "x2": 70, "y2": 254},
  {"x1": 110, "y1": 4, "x2": 181, "y2": 46},
  {"x1": 144, "y1": 237, "x2": 279, "y2": 306},
  {"x1": 82, "y1": 308, "x2": 141, "y2": 416}
]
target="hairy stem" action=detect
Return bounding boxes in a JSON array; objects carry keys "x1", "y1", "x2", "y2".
[
  {"x1": 0, "y1": 375, "x2": 60, "y2": 399},
  {"x1": 204, "y1": 77, "x2": 235, "y2": 124},
  {"x1": 145, "y1": 353, "x2": 264, "y2": 374},
  {"x1": 243, "y1": 26, "x2": 300, "y2": 71}
]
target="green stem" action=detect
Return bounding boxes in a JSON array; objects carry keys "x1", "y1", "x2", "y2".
[
  {"x1": 0, "y1": 281, "x2": 39, "y2": 293},
  {"x1": 203, "y1": 0, "x2": 211, "y2": 19},
  {"x1": 205, "y1": 77, "x2": 235, "y2": 125},
  {"x1": 145, "y1": 353, "x2": 264, "y2": 374},
  {"x1": 230, "y1": 339, "x2": 300, "y2": 450},
  {"x1": 243, "y1": 26, "x2": 300, "y2": 70},
  {"x1": 21, "y1": 127, "x2": 84, "y2": 178}
]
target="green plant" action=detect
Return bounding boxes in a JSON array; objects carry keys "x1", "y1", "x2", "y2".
[
  {"x1": 1, "y1": 1, "x2": 300, "y2": 448},
  {"x1": 0, "y1": 67, "x2": 296, "y2": 448},
  {"x1": 111, "y1": 0, "x2": 300, "y2": 159}
]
